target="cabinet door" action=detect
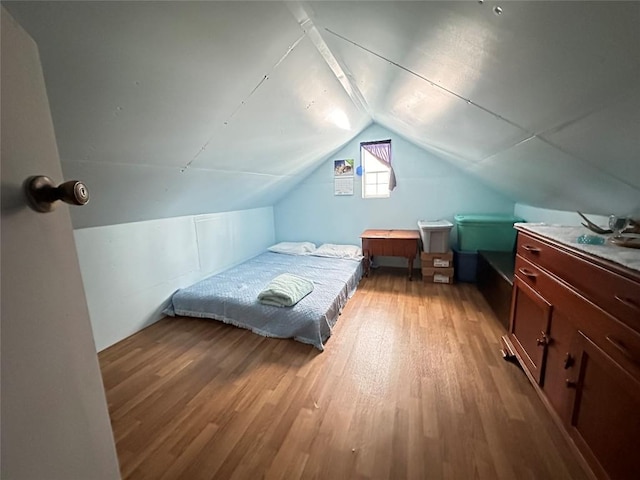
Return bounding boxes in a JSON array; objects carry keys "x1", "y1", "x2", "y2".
[
  {"x1": 542, "y1": 309, "x2": 577, "y2": 419},
  {"x1": 509, "y1": 276, "x2": 553, "y2": 384},
  {"x1": 566, "y1": 332, "x2": 640, "y2": 480}
]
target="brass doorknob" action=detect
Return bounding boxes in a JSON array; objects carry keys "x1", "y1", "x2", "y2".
[{"x1": 24, "y1": 175, "x2": 89, "y2": 213}]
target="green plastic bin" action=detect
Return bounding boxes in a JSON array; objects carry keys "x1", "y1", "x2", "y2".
[{"x1": 454, "y1": 214, "x2": 524, "y2": 252}]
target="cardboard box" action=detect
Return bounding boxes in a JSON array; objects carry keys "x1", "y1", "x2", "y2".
[
  {"x1": 422, "y1": 267, "x2": 455, "y2": 284},
  {"x1": 420, "y1": 250, "x2": 453, "y2": 268}
]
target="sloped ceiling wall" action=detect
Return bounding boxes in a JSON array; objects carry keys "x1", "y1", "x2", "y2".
[
  {"x1": 3, "y1": 1, "x2": 372, "y2": 228},
  {"x1": 4, "y1": 1, "x2": 639, "y2": 228},
  {"x1": 308, "y1": 0, "x2": 640, "y2": 214}
]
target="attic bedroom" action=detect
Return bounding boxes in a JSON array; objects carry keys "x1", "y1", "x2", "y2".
[{"x1": 1, "y1": 1, "x2": 638, "y2": 479}]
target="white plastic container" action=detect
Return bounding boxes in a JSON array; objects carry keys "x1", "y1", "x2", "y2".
[{"x1": 417, "y1": 220, "x2": 454, "y2": 253}]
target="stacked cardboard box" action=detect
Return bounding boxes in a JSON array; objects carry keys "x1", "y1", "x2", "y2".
[{"x1": 421, "y1": 251, "x2": 454, "y2": 284}]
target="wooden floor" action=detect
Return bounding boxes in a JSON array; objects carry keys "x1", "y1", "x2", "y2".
[{"x1": 99, "y1": 269, "x2": 590, "y2": 480}]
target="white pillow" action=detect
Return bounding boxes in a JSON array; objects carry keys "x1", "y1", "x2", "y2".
[
  {"x1": 312, "y1": 243, "x2": 363, "y2": 260},
  {"x1": 267, "y1": 241, "x2": 317, "y2": 255}
]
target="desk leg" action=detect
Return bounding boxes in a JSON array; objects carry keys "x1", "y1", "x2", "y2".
[
  {"x1": 408, "y1": 256, "x2": 413, "y2": 281},
  {"x1": 364, "y1": 251, "x2": 371, "y2": 277}
]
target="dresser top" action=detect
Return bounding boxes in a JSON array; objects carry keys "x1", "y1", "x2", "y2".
[{"x1": 516, "y1": 223, "x2": 640, "y2": 273}]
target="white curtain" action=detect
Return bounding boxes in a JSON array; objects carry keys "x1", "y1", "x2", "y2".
[{"x1": 362, "y1": 141, "x2": 396, "y2": 191}]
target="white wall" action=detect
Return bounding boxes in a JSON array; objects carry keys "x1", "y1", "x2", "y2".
[
  {"x1": 275, "y1": 123, "x2": 515, "y2": 253},
  {"x1": 75, "y1": 207, "x2": 275, "y2": 351}
]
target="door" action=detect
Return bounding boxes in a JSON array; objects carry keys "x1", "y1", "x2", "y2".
[
  {"x1": 540, "y1": 309, "x2": 576, "y2": 419},
  {"x1": 1, "y1": 9, "x2": 120, "y2": 479}
]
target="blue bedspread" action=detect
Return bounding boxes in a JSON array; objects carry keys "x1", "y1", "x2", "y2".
[{"x1": 164, "y1": 252, "x2": 363, "y2": 350}]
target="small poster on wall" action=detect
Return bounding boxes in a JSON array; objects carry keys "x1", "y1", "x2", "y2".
[{"x1": 334, "y1": 159, "x2": 354, "y2": 196}]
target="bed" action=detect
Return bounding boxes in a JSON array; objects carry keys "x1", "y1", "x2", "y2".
[{"x1": 163, "y1": 246, "x2": 363, "y2": 350}]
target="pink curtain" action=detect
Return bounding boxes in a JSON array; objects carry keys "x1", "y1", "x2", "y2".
[{"x1": 362, "y1": 141, "x2": 396, "y2": 191}]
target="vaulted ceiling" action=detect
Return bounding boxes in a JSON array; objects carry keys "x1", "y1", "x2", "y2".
[{"x1": 4, "y1": 1, "x2": 639, "y2": 228}]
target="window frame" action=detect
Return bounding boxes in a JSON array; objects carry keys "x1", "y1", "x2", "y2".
[{"x1": 360, "y1": 139, "x2": 392, "y2": 199}]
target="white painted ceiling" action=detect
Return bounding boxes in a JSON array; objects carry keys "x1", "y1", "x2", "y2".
[{"x1": 4, "y1": 1, "x2": 639, "y2": 228}]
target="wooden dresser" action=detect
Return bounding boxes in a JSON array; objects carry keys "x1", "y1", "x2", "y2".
[{"x1": 502, "y1": 226, "x2": 640, "y2": 480}]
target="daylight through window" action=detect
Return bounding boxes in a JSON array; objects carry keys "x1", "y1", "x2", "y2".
[{"x1": 360, "y1": 140, "x2": 394, "y2": 198}]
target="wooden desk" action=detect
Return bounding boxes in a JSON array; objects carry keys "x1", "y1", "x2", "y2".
[{"x1": 360, "y1": 229, "x2": 420, "y2": 280}]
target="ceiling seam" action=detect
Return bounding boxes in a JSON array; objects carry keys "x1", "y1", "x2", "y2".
[
  {"x1": 532, "y1": 85, "x2": 640, "y2": 191},
  {"x1": 64, "y1": 159, "x2": 298, "y2": 178},
  {"x1": 474, "y1": 134, "x2": 538, "y2": 165},
  {"x1": 536, "y1": 136, "x2": 640, "y2": 193},
  {"x1": 179, "y1": 33, "x2": 307, "y2": 173},
  {"x1": 376, "y1": 116, "x2": 476, "y2": 165},
  {"x1": 323, "y1": 27, "x2": 528, "y2": 133},
  {"x1": 535, "y1": 84, "x2": 638, "y2": 139},
  {"x1": 328, "y1": 27, "x2": 639, "y2": 191},
  {"x1": 182, "y1": 169, "x2": 299, "y2": 178},
  {"x1": 474, "y1": 132, "x2": 639, "y2": 194},
  {"x1": 220, "y1": 34, "x2": 306, "y2": 128}
]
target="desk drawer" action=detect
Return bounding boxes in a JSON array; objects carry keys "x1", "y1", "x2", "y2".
[{"x1": 363, "y1": 238, "x2": 418, "y2": 257}]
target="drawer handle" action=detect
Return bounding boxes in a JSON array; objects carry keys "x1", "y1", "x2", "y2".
[
  {"x1": 563, "y1": 352, "x2": 574, "y2": 369},
  {"x1": 518, "y1": 267, "x2": 538, "y2": 280},
  {"x1": 522, "y1": 244, "x2": 541, "y2": 254},
  {"x1": 606, "y1": 335, "x2": 639, "y2": 365},
  {"x1": 536, "y1": 331, "x2": 550, "y2": 347},
  {"x1": 614, "y1": 295, "x2": 640, "y2": 312}
]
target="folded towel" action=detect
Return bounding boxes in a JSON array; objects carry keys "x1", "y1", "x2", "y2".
[{"x1": 258, "y1": 273, "x2": 314, "y2": 307}]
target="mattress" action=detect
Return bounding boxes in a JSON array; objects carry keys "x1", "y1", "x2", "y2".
[{"x1": 164, "y1": 252, "x2": 363, "y2": 350}]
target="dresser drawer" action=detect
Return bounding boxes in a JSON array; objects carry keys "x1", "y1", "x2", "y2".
[
  {"x1": 517, "y1": 232, "x2": 640, "y2": 333},
  {"x1": 514, "y1": 255, "x2": 586, "y2": 326},
  {"x1": 514, "y1": 254, "x2": 558, "y2": 299},
  {"x1": 578, "y1": 307, "x2": 640, "y2": 378},
  {"x1": 516, "y1": 255, "x2": 640, "y2": 376}
]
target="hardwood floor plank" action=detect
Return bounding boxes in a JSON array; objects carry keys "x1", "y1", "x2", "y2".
[{"x1": 99, "y1": 268, "x2": 591, "y2": 480}]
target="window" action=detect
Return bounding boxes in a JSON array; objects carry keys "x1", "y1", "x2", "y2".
[
  {"x1": 362, "y1": 148, "x2": 390, "y2": 198},
  {"x1": 360, "y1": 140, "x2": 396, "y2": 198}
]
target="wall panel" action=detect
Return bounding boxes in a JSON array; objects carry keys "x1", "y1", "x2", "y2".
[{"x1": 75, "y1": 207, "x2": 274, "y2": 351}]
